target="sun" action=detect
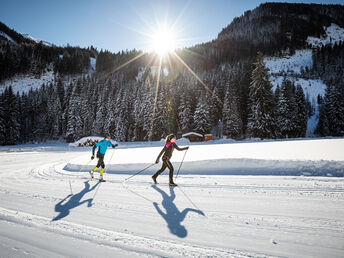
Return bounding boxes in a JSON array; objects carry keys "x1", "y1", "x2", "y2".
[{"x1": 150, "y1": 25, "x2": 177, "y2": 57}]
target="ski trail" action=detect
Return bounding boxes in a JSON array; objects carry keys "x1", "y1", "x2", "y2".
[{"x1": 0, "y1": 207, "x2": 269, "y2": 258}]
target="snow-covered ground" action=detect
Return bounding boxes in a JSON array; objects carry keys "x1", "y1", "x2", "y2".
[
  {"x1": 307, "y1": 23, "x2": 344, "y2": 48},
  {"x1": 0, "y1": 138, "x2": 343, "y2": 257},
  {"x1": 0, "y1": 70, "x2": 56, "y2": 94},
  {"x1": 22, "y1": 33, "x2": 52, "y2": 47},
  {"x1": 90, "y1": 57, "x2": 96, "y2": 73}
]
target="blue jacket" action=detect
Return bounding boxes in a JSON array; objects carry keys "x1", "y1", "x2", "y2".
[{"x1": 92, "y1": 139, "x2": 115, "y2": 155}]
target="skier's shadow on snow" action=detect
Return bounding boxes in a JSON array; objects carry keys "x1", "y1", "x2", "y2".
[
  {"x1": 152, "y1": 185, "x2": 205, "y2": 238},
  {"x1": 52, "y1": 181, "x2": 100, "y2": 221}
]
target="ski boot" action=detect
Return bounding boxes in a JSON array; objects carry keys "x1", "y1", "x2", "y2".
[
  {"x1": 99, "y1": 175, "x2": 106, "y2": 182},
  {"x1": 152, "y1": 175, "x2": 158, "y2": 184},
  {"x1": 89, "y1": 170, "x2": 94, "y2": 179},
  {"x1": 169, "y1": 182, "x2": 178, "y2": 187}
]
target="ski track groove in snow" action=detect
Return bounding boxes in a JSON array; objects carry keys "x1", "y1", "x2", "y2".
[{"x1": 0, "y1": 207, "x2": 267, "y2": 258}]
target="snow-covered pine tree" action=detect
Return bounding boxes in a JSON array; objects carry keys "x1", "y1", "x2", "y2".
[
  {"x1": 3, "y1": 86, "x2": 20, "y2": 145},
  {"x1": 317, "y1": 84, "x2": 344, "y2": 136},
  {"x1": 222, "y1": 79, "x2": 242, "y2": 139},
  {"x1": 276, "y1": 79, "x2": 298, "y2": 138},
  {"x1": 193, "y1": 94, "x2": 212, "y2": 135},
  {"x1": 247, "y1": 52, "x2": 276, "y2": 139},
  {"x1": 0, "y1": 91, "x2": 6, "y2": 144},
  {"x1": 178, "y1": 90, "x2": 193, "y2": 133},
  {"x1": 65, "y1": 79, "x2": 84, "y2": 142},
  {"x1": 163, "y1": 81, "x2": 177, "y2": 134},
  {"x1": 295, "y1": 85, "x2": 308, "y2": 137}
]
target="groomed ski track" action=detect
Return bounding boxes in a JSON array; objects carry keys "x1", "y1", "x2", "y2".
[{"x1": 0, "y1": 141, "x2": 343, "y2": 257}]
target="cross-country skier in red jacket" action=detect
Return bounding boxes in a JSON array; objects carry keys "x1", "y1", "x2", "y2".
[{"x1": 152, "y1": 134, "x2": 189, "y2": 186}]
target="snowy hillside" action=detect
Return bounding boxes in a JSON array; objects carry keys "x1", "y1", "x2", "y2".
[
  {"x1": 264, "y1": 23, "x2": 344, "y2": 136},
  {"x1": 0, "y1": 56, "x2": 97, "y2": 94},
  {"x1": 0, "y1": 70, "x2": 55, "y2": 94},
  {"x1": 0, "y1": 138, "x2": 343, "y2": 257},
  {"x1": 307, "y1": 23, "x2": 344, "y2": 48},
  {"x1": 22, "y1": 33, "x2": 52, "y2": 47}
]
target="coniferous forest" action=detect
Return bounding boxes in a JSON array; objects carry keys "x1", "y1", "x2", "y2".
[{"x1": 0, "y1": 2, "x2": 344, "y2": 144}]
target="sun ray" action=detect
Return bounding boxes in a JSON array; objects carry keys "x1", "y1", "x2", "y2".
[
  {"x1": 106, "y1": 51, "x2": 146, "y2": 77},
  {"x1": 172, "y1": 51, "x2": 223, "y2": 106},
  {"x1": 149, "y1": 55, "x2": 163, "y2": 140},
  {"x1": 181, "y1": 48, "x2": 207, "y2": 59},
  {"x1": 170, "y1": 0, "x2": 192, "y2": 32}
]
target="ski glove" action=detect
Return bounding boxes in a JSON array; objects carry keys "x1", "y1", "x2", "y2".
[
  {"x1": 91, "y1": 155, "x2": 95, "y2": 160},
  {"x1": 113, "y1": 143, "x2": 118, "y2": 148},
  {"x1": 155, "y1": 159, "x2": 159, "y2": 164}
]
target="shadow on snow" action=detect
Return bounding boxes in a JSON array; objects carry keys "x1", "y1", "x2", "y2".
[
  {"x1": 52, "y1": 181, "x2": 100, "y2": 221},
  {"x1": 151, "y1": 184, "x2": 205, "y2": 238}
]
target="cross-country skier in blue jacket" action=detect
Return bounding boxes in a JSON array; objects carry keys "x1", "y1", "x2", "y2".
[{"x1": 89, "y1": 133, "x2": 118, "y2": 181}]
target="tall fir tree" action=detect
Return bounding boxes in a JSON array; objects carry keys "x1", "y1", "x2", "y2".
[
  {"x1": 222, "y1": 79, "x2": 242, "y2": 138},
  {"x1": 193, "y1": 94, "x2": 212, "y2": 135},
  {"x1": 295, "y1": 85, "x2": 308, "y2": 137},
  {"x1": 247, "y1": 52, "x2": 276, "y2": 139},
  {"x1": 3, "y1": 86, "x2": 20, "y2": 145},
  {"x1": 0, "y1": 91, "x2": 5, "y2": 144},
  {"x1": 316, "y1": 84, "x2": 344, "y2": 136},
  {"x1": 276, "y1": 79, "x2": 298, "y2": 138}
]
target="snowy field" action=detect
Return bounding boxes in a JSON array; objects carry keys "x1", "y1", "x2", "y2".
[{"x1": 0, "y1": 138, "x2": 343, "y2": 257}]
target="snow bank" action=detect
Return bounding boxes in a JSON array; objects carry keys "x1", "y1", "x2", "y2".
[
  {"x1": 69, "y1": 136, "x2": 118, "y2": 147},
  {"x1": 65, "y1": 138, "x2": 344, "y2": 177}
]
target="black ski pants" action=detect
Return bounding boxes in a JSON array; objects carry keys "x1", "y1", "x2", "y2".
[
  {"x1": 153, "y1": 157, "x2": 174, "y2": 183},
  {"x1": 96, "y1": 153, "x2": 105, "y2": 168}
]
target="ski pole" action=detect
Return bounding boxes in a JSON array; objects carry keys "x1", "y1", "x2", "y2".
[
  {"x1": 103, "y1": 149, "x2": 115, "y2": 176},
  {"x1": 175, "y1": 148, "x2": 188, "y2": 180},
  {"x1": 124, "y1": 163, "x2": 156, "y2": 182},
  {"x1": 78, "y1": 158, "x2": 93, "y2": 173}
]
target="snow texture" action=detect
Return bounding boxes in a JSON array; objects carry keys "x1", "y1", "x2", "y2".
[
  {"x1": 0, "y1": 138, "x2": 343, "y2": 257},
  {"x1": 0, "y1": 70, "x2": 55, "y2": 94},
  {"x1": 265, "y1": 49, "x2": 313, "y2": 75},
  {"x1": 90, "y1": 57, "x2": 96, "y2": 73},
  {"x1": 307, "y1": 23, "x2": 344, "y2": 48},
  {"x1": 22, "y1": 33, "x2": 52, "y2": 46}
]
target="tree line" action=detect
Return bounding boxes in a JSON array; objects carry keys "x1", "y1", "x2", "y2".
[{"x1": 1, "y1": 52, "x2": 318, "y2": 145}]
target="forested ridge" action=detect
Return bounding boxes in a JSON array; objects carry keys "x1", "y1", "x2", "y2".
[{"x1": 0, "y1": 2, "x2": 343, "y2": 144}]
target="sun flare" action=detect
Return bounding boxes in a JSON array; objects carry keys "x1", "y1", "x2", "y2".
[{"x1": 150, "y1": 26, "x2": 177, "y2": 57}]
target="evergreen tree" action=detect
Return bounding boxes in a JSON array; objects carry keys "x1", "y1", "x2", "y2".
[
  {"x1": 3, "y1": 86, "x2": 20, "y2": 145},
  {"x1": 65, "y1": 79, "x2": 83, "y2": 142},
  {"x1": 276, "y1": 79, "x2": 297, "y2": 138},
  {"x1": 179, "y1": 91, "x2": 193, "y2": 133},
  {"x1": 222, "y1": 79, "x2": 242, "y2": 138},
  {"x1": 193, "y1": 94, "x2": 212, "y2": 135},
  {"x1": 316, "y1": 84, "x2": 344, "y2": 136},
  {"x1": 247, "y1": 52, "x2": 276, "y2": 139},
  {"x1": 0, "y1": 92, "x2": 5, "y2": 144},
  {"x1": 295, "y1": 85, "x2": 308, "y2": 137}
]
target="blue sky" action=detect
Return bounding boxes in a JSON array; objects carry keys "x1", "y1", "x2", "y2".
[{"x1": 1, "y1": 0, "x2": 343, "y2": 52}]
